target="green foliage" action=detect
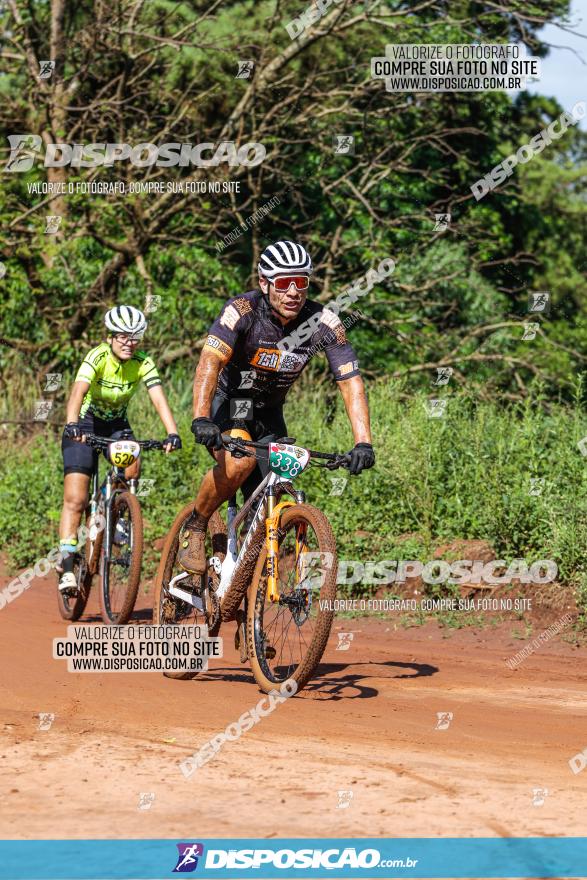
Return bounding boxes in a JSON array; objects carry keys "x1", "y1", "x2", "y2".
[
  {"x1": 1, "y1": 0, "x2": 586, "y2": 401},
  {"x1": 1, "y1": 0, "x2": 587, "y2": 636},
  {"x1": 0, "y1": 433, "x2": 63, "y2": 565},
  {"x1": 3, "y1": 384, "x2": 587, "y2": 622}
]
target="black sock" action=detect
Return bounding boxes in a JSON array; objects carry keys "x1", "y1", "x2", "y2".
[{"x1": 62, "y1": 554, "x2": 75, "y2": 574}]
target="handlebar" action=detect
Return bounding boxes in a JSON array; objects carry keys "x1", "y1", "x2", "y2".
[
  {"x1": 219, "y1": 433, "x2": 352, "y2": 470},
  {"x1": 81, "y1": 433, "x2": 165, "y2": 451}
]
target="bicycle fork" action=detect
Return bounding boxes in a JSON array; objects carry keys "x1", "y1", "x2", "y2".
[{"x1": 264, "y1": 488, "x2": 308, "y2": 604}]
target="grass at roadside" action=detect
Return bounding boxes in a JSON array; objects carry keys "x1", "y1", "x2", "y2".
[{"x1": 2, "y1": 378, "x2": 587, "y2": 625}]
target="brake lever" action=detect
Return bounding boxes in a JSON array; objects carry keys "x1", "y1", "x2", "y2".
[
  {"x1": 223, "y1": 438, "x2": 247, "y2": 459},
  {"x1": 325, "y1": 455, "x2": 351, "y2": 470}
]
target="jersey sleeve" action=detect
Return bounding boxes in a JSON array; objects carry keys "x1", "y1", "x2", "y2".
[
  {"x1": 138, "y1": 354, "x2": 162, "y2": 390},
  {"x1": 75, "y1": 345, "x2": 105, "y2": 384},
  {"x1": 313, "y1": 309, "x2": 361, "y2": 381},
  {"x1": 204, "y1": 297, "x2": 253, "y2": 360}
]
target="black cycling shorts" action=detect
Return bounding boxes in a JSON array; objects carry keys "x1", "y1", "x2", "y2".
[
  {"x1": 62, "y1": 412, "x2": 134, "y2": 477},
  {"x1": 209, "y1": 393, "x2": 288, "y2": 500}
]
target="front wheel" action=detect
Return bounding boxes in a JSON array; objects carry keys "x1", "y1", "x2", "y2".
[
  {"x1": 99, "y1": 491, "x2": 143, "y2": 624},
  {"x1": 246, "y1": 503, "x2": 338, "y2": 694}
]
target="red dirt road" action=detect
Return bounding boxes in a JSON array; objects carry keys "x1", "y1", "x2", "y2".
[{"x1": 1, "y1": 563, "x2": 586, "y2": 841}]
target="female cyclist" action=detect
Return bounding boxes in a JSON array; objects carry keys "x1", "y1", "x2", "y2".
[{"x1": 58, "y1": 305, "x2": 181, "y2": 594}]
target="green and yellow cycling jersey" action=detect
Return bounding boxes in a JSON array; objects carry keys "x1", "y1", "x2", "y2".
[{"x1": 75, "y1": 342, "x2": 162, "y2": 420}]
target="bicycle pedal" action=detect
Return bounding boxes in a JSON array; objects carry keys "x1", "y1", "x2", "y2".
[{"x1": 265, "y1": 645, "x2": 276, "y2": 660}]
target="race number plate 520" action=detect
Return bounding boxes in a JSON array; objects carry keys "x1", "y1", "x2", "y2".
[
  {"x1": 108, "y1": 440, "x2": 140, "y2": 468},
  {"x1": 268, "y1": 443, "x2": 310, "y2": 479}
]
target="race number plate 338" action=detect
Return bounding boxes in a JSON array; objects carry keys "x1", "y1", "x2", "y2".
[
  {"x1": 108, "y1": 440, "x2": 140, "y2": 468},
  {"x1": 268, "y1": 442, "x2": 310, "y2": 479}
]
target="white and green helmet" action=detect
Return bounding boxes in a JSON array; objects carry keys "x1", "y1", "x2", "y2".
[{"x1": 104, "y1": 305, "x2": 147, "y2": 338}]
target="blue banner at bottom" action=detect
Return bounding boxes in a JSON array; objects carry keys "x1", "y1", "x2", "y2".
[{"x1": 1, "y1": 837, "x2": 587, "y2": 880}]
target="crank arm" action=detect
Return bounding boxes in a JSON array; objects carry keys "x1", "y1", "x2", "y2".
[{"x1": 168, "y1": 572, "x2": 205, "y2": 612}]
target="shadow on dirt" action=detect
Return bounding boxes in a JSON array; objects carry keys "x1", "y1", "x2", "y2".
[
  {"x1": 300, "y1": 660, "x2": 438, "y2": 700},
  {"x1": 184, "y1": 659, "x2": 437, "y2": 701},
  {"x1": 82, "y1": 607, "x2": 153, "y2": 622}
]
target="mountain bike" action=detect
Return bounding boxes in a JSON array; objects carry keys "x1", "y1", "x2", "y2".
[
  {"x1": 153, "y1": 435, "x2": 351, "y2": 693},
  {"x1": 57, "y1": 432, "x2": 164, "y2": 625}
]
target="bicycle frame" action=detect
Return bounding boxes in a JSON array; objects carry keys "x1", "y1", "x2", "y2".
[
  {"x1": 166, "y1": 469, "x2": 309, "y2": 609},
  {"x1": 166, "y1": 434, "x2": 349, "y2": 614},
  {"x1": 102, "y1": 469, "x2": 139, "y2": 564},
  {"x1": 214, "y1": 470, "x2": 306, "y2": 603},
  {"x1": 87, "y1": 462, "x2": 138, "y2": 568}
]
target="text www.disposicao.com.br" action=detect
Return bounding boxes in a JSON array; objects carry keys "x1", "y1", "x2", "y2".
[{"x1": 70, "y1": 657, "x2": 202, "y2": 671}]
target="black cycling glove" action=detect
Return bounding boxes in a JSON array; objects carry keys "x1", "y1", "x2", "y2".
[
  {"x1": 64, "y1": 422, "x2": 82, "y2": 440},
  {"x1": 191, "y1": 417, "x2": 223, "y2": 451},
  {"x1": 348, "y1": 442, "x2": 375, "y2": 476},
  {"x1": 164, "y1": 433, "x2": 182, "y2": 451}
]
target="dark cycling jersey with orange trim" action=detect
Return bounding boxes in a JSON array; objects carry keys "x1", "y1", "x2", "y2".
[{"x1": 204, "y1": 289, "x2": 360, "y2": 409}]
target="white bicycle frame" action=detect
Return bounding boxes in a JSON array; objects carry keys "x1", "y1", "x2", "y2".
[{"x1": 168, "y1": 470, "x2": 304, "y2": 609}]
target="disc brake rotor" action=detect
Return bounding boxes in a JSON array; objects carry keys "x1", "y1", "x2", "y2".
[{"x1": 280, "y1": 588, "x2": 311, "y2": 626}]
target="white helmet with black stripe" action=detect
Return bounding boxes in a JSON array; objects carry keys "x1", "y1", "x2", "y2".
[
  {"x1": 258, "y1": 240, "x2": 313, "y2": 280},
  {"x1": 104, "y1": 305, "x2": 147, "y2": 338}
]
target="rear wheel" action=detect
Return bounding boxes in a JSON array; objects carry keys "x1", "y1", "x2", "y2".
[
  {"x1": 56, "y1": 513, "x2": 93, "y2": 621},
  {"x1": 99, "y1": 491, "x2": 143, "y2": 624},
  {"x1": 152, "y1": 502, "x2": 226, "y2": 680},
  {"x1": 246, "y1": 504, "x2": 337, "y2": 694}
]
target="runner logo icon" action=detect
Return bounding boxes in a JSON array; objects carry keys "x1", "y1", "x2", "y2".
[{"x1": 173, "y1": 843, "x2": 204, "y2": 872}]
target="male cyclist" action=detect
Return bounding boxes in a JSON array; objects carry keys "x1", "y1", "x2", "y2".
[
  {"x1": 58, "y1": 305, "x2": 181, "y2": 594},
  {"x1": 178, "y1": 240, "x2": 374, "y2": 574}
]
